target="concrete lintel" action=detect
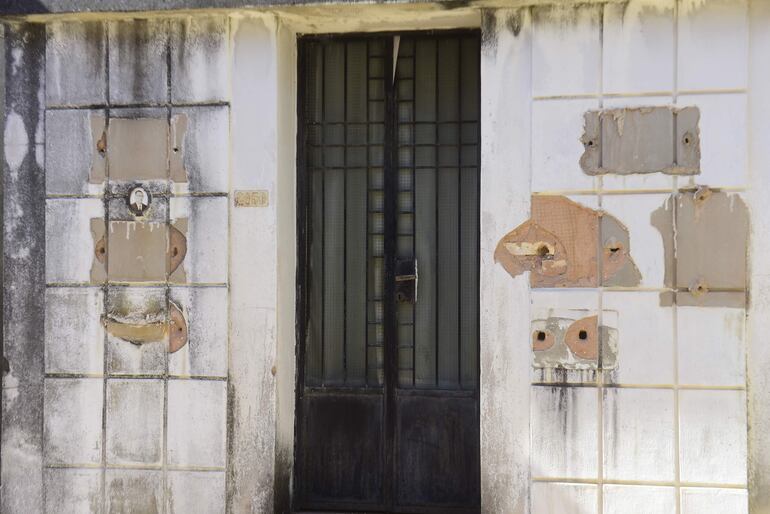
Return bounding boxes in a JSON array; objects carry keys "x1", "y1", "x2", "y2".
[{"x1": 0, "y1": 0, "x2": 628, "y2": 19}]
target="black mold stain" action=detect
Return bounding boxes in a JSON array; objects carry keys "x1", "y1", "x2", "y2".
[
  {"x1": 3, "y1": 22, "x2": 46, "y2": 513},
  {"x1": 437, "y1": 0, "x2": 471, "y2": 10},
  {"x1": 225, "y1": 381, "x2": 237, "y2": 512},
  {"x1": 505, "y1": 10, "x2": 522, "y2": 37},
  {"x1": 480, "y1": 9, "x2": 497, "y2": 54}
]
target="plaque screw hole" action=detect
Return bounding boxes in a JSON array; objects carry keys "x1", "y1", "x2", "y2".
[
  {"x1": 537, "y1": 331, "x2": 546, "y2": 341},
  {"x1": 579, "y1": 330, "x2": 588, "y2": 340}
]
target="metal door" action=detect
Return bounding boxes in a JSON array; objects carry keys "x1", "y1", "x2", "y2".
[{"x1": 295, "y1": 31, "x2": 480, "y2": 514}]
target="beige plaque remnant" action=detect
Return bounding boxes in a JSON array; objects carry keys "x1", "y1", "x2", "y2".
[
  {"x1": 108, "y1": 118, "x2": 170, "y2": 180},
  {"x1": 88, "y1": 114, "x2": 189, "y2": 184},
  {"x1": 580, "y1": 106, "x2": 700, "y2": 176},
  {"x1": 494, "y1": 195, "x2": 640, "y2": 288},
  {"x1": 234, "y1": 190, "x2": 269, "y2": 208},
  {"x1": 90, "y1": 220, "x2": 188, "y2": 283},
  {"x1": 652, "y1": 188, "x2": 749, "y2": 306}
]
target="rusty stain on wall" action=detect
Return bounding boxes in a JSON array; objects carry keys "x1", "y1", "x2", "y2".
[
  {"x1": 652, "y1": 187, "x2": 748, "y2": 306},
  {"x1": 580, "y1": 106, "x2": 700, "y2": 176},
  {"x1": 494, "y1": 195, "x2": 641, "y2": 287},
  {"x1": 531, "y1": 310, "x2": 618, "y2": 370}
]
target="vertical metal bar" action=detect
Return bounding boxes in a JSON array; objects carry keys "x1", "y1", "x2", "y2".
[
  {"x1": 409, "y1": 37, "x2": 420, "y2": 388},
  {"x1": 383, "y1": 35, "x2": 398, "y2": 510},
  {"x1": 475, "y1": 32, "x2": 481, "y2": 396},
  {"x1": 294, "y1": 39, "x2": 309, "y2": 505},
  {"x1": 343, "y1": 42, "x2": 348, "y2": 384},
  {"x1": 320, "y1": 43, "x2": 326, "y2": 385},
  {"x1": 365, "y1": 39, "x2": 369, "y2": 387},
  {"x1": 434, "y1": 36, "x2": 440, "y2": 388},
  {"x1": 457, "y1": 36, "x2": 463, "y2": 388}
]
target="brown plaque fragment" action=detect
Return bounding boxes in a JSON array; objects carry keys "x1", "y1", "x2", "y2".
[
  {"x1": 495, "y1": 196, "x2": 640, "y2": 287},
  {"x1": 564, "y1": 315, "x2": 599, "y2": 360}
]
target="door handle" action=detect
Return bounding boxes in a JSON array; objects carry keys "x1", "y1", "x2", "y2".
[{"x1": 395, "y1": 258, "x2": 417, "y2": 303}]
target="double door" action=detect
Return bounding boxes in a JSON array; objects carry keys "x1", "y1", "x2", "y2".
[{"x1": 295, "y1": 30, "x2": 481, "y2": 513}]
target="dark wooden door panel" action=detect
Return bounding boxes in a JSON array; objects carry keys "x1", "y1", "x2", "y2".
[
  {"x1": 396, "y1": 395, "x2": 480, "y2": 508},
  {"x1": 296, "y1": 31, "x2": 480, "y2": 514},
  {"x1": 299, "y1": 394, "x2": 385, "y2": 506}
]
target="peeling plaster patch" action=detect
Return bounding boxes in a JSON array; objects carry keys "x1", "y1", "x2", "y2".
[
  {"x1": 494, "y1": 195, "x2": 640, "y2": 287},
  {"x1": 104, "y1": 301, "x2": 187, "y2": 353},
  {"x1": 105, "y1": 288, "x2": 167, "y2": 375},
  {"x1": 531, "y1": 310, "x2": 618, "y2": 370},
  {"x1": 580, "y1": 106, "x2": 700, "y2": 176},
  {"x1": 652, "y1": 188, "x2": 748, "y2": 305},
  {"x1": 601, "y1": 215, "x2": 642, "y2": 287}
]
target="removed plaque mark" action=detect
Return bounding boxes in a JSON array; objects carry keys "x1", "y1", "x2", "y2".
[
  {"x1": 234, "y1": 190, "x2": 269, "y2": 208},
  {"x1": 104, "y1": 301, "x2": 188, "y2": 353},
  {"x1": 531, "y1": 310, "x2": 618, "y2": 370},
  {"x1": 494, "y1": 195, "x2": 641, "y2": 287},
  {"x1": 90, "y1": 220, "x2": 188, "y2": 283},
  {"x1": 88, "y1": 114, "x2": 189, "y2": 184},
  {"x1": 580, "y1": 106, "x2": 700, "y2": 176},
  {"x1": 652, "y1": 188, "x2": 748, "y2": 306}
]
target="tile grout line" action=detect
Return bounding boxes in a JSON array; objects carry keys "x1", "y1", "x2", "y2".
[
  {"x1": 163, "y1": 20, "x2": 173, "y2": 513},
  {"x1": 100, "y1": 19, "x2": 112, "y2": 512},
  {"x1": 673, "y1": 2, "x2": 682, "y2": 512},
  {"x1": 225, "y1": 13, "x2": 234, "y2": 514},
  {"x1": 531, "y1": 476, "x2": 748, "y2": 489},
  {"x1": 597, "y1": 5, "x2": 606, "y2": 513},
  {"x1": 527, "y1": 7, "x2": 535, "y2": 513}
]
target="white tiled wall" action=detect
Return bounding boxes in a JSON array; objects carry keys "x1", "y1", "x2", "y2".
[{"x1": 527, "y1": 2, "x2": 748, "y2": 513}]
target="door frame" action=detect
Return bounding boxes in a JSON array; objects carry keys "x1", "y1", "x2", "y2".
[{"x1": 292, "y1": 29, "x2": 481, "y2": 514}]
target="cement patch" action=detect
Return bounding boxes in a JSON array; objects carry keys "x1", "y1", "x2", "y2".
[
  {"x1": 580, "y1": 106, "x2": 700, "y2": 176},
  {"x1": 531, "y1": 310, "x2": 618, "y2": 370},
  {"x1": 652, "y1": 188, "x2": 749, "y2": 306}
]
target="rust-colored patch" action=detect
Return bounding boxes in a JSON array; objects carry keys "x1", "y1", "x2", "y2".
[
  {"x1": 90, "y1": 219, "x2": 107, "y2": 283},
  {"x1": 168, "y1": 302, "x2": 188, "y2": 353},
  {"x1": 167, "y1": 224, "x2": 187, "y2": 277},
  {"x1": 90, "y1": 116, "x2": 107, "y2": 184},
  {"x1": 168, "y1": 219, "x2": 188, "y2": 283},
  {"x1": 564, "y1": 315, "x2": 599, "y2": 360},
  {"x1": 532, "y1": 328, "x2": 555, "y2": 352},
  {"x1": 495, "y1": 196, "x2": 640, "y2": 287}
]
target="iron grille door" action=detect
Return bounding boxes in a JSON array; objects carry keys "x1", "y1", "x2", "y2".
[{"x1": 296, "y1": 31, "x2": 480, "y2": 514}]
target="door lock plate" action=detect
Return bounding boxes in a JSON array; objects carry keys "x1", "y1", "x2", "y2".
[{"x1": 395, "y1": 259, "x2": 417, "y2": 303}]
